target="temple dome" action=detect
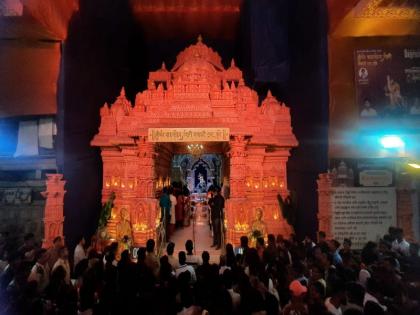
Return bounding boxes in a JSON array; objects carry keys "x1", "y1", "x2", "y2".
[{"x1": 172, "y1": 36, "x2": 225, "y2": 71}]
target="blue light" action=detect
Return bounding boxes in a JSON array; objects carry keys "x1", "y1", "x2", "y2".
[{"x1": 379, "y1": 135, "x2": 405, "y2": 149}]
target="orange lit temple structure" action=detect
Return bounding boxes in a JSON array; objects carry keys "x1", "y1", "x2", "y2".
[{"x1": 91, "y1": 38, "x2": 298, "y2": 246}]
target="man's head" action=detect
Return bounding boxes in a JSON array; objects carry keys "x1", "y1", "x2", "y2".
[
  {"x1": 202, "y1": 251, "x2": 210, "y2": 264},
  {"x1": 36, "y1": 248, "x2": 49, "y2": 265},
  {"x1": 343, "y1": 238, "x2": 352, "y2": 250},
  {"x1": 78, "y1": 236, "x2": 85, "y2": 246},
  {"x1": 395, "y1": 228, "x2": 404, "y2": 242},
  {"x1": 146, "y1": 239, "x2": 155, "y2": 253},
  {"x1": 330, "y1": 280, "x2": 346, "y2": 304},
  {"x1": 318, "y1": 231, "x2": 326, "y2": 243},
  {"x1": 363, "y1": 98, "x2": 371, "y2": 108},
  {"x1": 240, "y1": 236, "x2": 249, "y2": 248},
  {"x1": 346, "y1": 282, "x2": 365, "y2": 306},
  {"x1": 178, "y1": 251, "x2": 186, "y2": 265},
  {"x1": 162, "y1": 187, "x2": 168, "y2": 194},
  {"x1": 24, "y1": 233, "x2": 35, "y2": 246},
  {"x1": 59, "y1": 247, "x2": 69, "y2": 259},
  {"x1": 185, "y1": 240, "x2": 194, "y2": 254},
  {"x1": 53, "y1": 236, "x2": 63, "y2": 249},
  {"x1": 166, "y1": 242, "x2": 175, "y2": 255},
  {"x1": 256, "y1": 237, "x2": 265, "y2": 248},
  {"x1": 409, "y1": 243, "x2": 419, "y2": 257},
  {"x1": 328, "y1": 239, "x2": 341, "y2": 252},
  {"x1": 309, "y1": 281, "x2": 325, "y2": 301}
]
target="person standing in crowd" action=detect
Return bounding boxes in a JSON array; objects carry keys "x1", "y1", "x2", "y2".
[
  {"x1": 18, "y1": 233, "x2": 38, "y2": 263},
  {"x1": 185, "y1": 239, "x2": 201, "y2": 266},
  {"x1": 175, "y1": 188, "x2": 185, "y2": 228},
  {"x1": 392, "y1": 228, "x2": 410, "y2": 257},
  {"x1": 166, "y1": 242, "x2": 179, "y2": 270},
  {"x1": 169, "y1": 187, "x2": 177, "y2": 238},
  {"x1": 175, "y1": 251, "x2": 196, "y2": 284},
  {"x1": 27, "y1": 248, "x2": 50, "y2": 293},
  {"x1": 52, "y1": 246, "x2": 71, "y2": 284},
  {"x1": 73, "y1": 236, "x2": 86, "y2": 271},
  {"x1": 159, "y1": 187, "x2": 171, "y2": 241},
  {"x1": 145, "y1": 239, "x2": 160, "y2": 278},
  {"x1": 47, "y1": 236, "x2": 64, "y2": 270},
  {"x1": 208, "y1": 186, "x2": 225, "y2": 250}
]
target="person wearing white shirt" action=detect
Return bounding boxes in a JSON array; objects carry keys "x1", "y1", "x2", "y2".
[
  {"x1": 175, "y1": 251, "x2": 196, "y2": 284},
  {"x1": 222, "y1": 269, "x2": 240, "y2": 313},
  {"x1": 185, "y1": 240, "x2": 202, "y2": 266},
  {"x1": 166, "y1": 242, "x2": 179, "y2": 270},
  {"x1": 360, "y1": 99, "x2": 378, "y2": 117},
  {"x1": 364, "y1": 278, "x2": 387, "y2": 312},
  {"x1": 28, "y1": 249, "x2": 50, "y2": 293},
  {"x1": 52, "y1": 247, "x2": 71, "y2": 284},
  {"x1": 324, "y1": 282, "x2": 345, "y2": 315},
  {"x1": 73, "y1": 236, "x2": 86, "y2": 270},
  {"x1": 169, "y1": 189, "x2": 177, "y2": 237},
  {"x1": 391, "y1": 228, "x2": 410, "y2": 256}
]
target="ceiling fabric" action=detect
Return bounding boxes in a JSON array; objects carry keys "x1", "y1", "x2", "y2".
[
  {"x1": 130, "y1": 0, "x2": 242, "y2": 40},
  {"x1": 21, "y1": 0, "x2": 78, "y2": 40},
  {"x1": 0, "y1": 41, "x2": 60, "y2": 118}
]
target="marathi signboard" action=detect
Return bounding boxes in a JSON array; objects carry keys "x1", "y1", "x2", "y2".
[
  {"x1": 355, "y1": 48, "x2": 420, "y2": 118},
  {"x1": 331, "y1": 187, "x2": 396, "y2": 249},
  {"x1": 148, "y1": 128, "x2": 230, "y2": 142}
]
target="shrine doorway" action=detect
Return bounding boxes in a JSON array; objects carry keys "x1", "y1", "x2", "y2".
[
  {"x1": 156, "y1": 143, "x2": 229, "y2": 257},
  {"x1": 171, "y1": 153, "x2": 225, "y2": 193}
]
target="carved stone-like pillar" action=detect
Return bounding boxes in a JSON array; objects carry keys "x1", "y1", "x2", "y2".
[
  {"x1": 41, "y1": 174, "x2": 66, "y2": 249},
  {"x1": 317, "y1": 173, "x2": 334, "y2": 239},
  {"x1": 133, "y1": 137, "x2": 158, "y2": 246},
  {"x1": 229, "y1": 135, "x2": 248, "y2": 198},
  {"x1": 396, "y1": 174, "x2": 415, "y2": 241},
  {"x1": 226, "y1": 136, "x2": 249, "y2": 245},
  {"x1": 262, "y1": 150, "x2": 293, "y2": 237}
]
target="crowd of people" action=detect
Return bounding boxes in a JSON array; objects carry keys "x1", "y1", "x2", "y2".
[
  {"x1": 0, "y1": 226, "x2": 419, "y2": 315},
  {"x1": 159, "y1": 184, "x2": 191, "y2": 242}
]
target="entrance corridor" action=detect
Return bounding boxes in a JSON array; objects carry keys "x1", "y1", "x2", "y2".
[{"x1": 169, "y1": 202, "x2": 221, "y2": 263}]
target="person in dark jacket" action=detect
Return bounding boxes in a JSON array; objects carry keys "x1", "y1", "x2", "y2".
[
  {"x1": 159, "y1": 187, "x2": 171, "y2": 242},
  {"x1": 208, "y1": 187, "x2": 225, "y2": 250}
]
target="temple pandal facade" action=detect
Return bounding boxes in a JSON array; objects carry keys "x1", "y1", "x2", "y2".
[{"x1": 91, "y1": 38, "x2": 298, "y2": 246}]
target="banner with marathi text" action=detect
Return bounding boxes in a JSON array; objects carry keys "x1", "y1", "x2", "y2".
[
  {"x1": 355, "y1": 48, "x2": 420, "y2": 118},
  {"x1": 148, "y1": 128, "x2": 230, "y2": 142}
]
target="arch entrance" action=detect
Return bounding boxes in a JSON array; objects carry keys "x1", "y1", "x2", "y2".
[{"x1": 91, "y1": 38, "x2": 298, "y2": 247}]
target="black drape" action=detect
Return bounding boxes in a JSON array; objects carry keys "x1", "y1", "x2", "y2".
[{"x1": 58, "y1": 0, "x2": 329, "y2": 246}]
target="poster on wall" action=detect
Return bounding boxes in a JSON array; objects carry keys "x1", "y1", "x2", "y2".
[
  {"x1": 355, "y1": 48, "x2": 420, "y2": 118},
  {"x1": 329, "y1": 158, "x2": 395, "y2": 187},
  {"x1": 331, "y1": 187, "x2": 396, "y2": 249}
]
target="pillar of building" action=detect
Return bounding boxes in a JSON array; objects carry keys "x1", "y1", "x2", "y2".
[
  {"x1": 261, "y1": 150, "x2": 293, "y2": 236},
  {"x1": 41, "y1": 174, "x2": 66, "y2": 248},
  {"x1": 316, "y1": 173, "x2": 334, "y2": 239},
  {"x1": 225, "y1": 135, "x2": 249, "y2": 245},
  {"x1": 396, "y1": 173, "x2": 415, "y2": 241},
  {"x1": 132, "y1": 136, "x2": 158, "y2": 246}
]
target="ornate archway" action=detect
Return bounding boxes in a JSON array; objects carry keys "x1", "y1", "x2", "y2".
[{"x1": 91, "y1": 37, "x2": 298, "y2": 246}]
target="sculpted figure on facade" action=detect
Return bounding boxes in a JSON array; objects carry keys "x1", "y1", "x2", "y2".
[{"x1": 251, "y1": 208, "x2": 267, "y2": 239}]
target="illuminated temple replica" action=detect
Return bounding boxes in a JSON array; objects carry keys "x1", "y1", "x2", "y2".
[{"x1": 91, "y1": 38, "x2": 298, "y2": 246}]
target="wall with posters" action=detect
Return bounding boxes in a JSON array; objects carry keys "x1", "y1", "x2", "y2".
[
  {"x1": 355, "y1": 47, "x2": 420, "y2": 118},
  {"x1": 329, "y1": 37, "x2": 420, "y2": 159},
  {"x1": 331, "y1": 187, "x2": 396, "y2": 249}
]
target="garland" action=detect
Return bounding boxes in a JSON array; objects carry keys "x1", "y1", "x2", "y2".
[{"x1": 277, "y1": 193, "x2": 297, "y2": 227}]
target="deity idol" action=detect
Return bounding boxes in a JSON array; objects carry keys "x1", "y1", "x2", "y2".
[
  {"x1": 250, "y1": 208, "x2": 267, "y2": 240},
  {"x1": 116, "y1": 208, "x2": 133, "y2": 257}
]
